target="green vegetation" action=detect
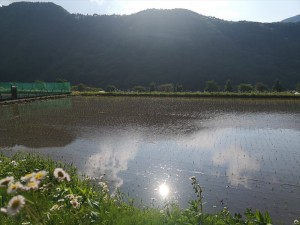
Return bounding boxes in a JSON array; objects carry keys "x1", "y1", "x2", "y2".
[
  {"x1": 272, "y1": 79, "x2": 283, "y2": 92},
  {"x1": 72, "y1": 83, "x2": 103, "y2": 92},
  {"x1": 204, "y1": 80, "x2": 220, "y2": 92},
  {"x1": 132, "y1": 86, "x2": 146, "y2": 92},
  {"x1": 149, "y1": 82, "x2": 156, "y2": 92},
  {"x1": 296, "y1": 83, "x2": 300, "y2": 92},
  {"x1": 105, "y1": 85, "x2": 117, "y2": 92},
  {"x1": 238, "y1": 84, "x2": 253, "y2": 93},
  {"x1": 254, "y1": 82, "x2": 269, "y2": 92},
  {"x1": 224, "y1": 80, "x2": 233, "y2": 92},
  {"x1": 174, "y1": 84, "x2": 183, "y2": 92},
  {"x1": 2, "y1": 154, "x2": 298, "y2": 225},
  {"x1": 157, "y1": 83, "x2": 174, "y2": 92}
]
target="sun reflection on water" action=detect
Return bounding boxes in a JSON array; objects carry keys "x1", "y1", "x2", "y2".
[{"x1": 158, "y1": 183, "x2": 170, "y2": 198}]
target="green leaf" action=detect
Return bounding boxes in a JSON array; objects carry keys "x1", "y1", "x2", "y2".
[
  {"x1": 264, "y1": 211, "x2": 272, "y2": 223},
  {"x1": 255, "y1": 210, "x2": 264, "y2": 222}
]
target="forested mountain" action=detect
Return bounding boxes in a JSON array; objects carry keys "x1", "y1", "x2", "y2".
[
  {"x1": 281, "y1": 15, "x2": 300, "y2": 23},
  {"x1": 1, "y1": 2, "x2": 300, "y2": 90}
]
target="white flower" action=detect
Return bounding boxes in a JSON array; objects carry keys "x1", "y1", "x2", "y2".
[
  {"x1": 99, "y1": 181, "x2": 106, "y2": 187},
  {"x1": 23, "y1": 180, "x2": 40, "y2": 191},
  {"x1": 34, "y1": 171, "x2": 48, "y2": 181},
  {"x1": 99, "y1": 182, "x2": 109, "y2": 193},
  {"x1": 10, "y1": 161, "x2": 18, "y2": 166},
  {"x1": 0, "y1": 207, "x2": 7, "y2": 214},
  {"x1": 70, "y1": 199, "x2": 80, "y2": 209},
  {"x1": 65, "y1": 194, "x2": 76, "y2": 200},
  {"x1": 6, "y1": 195, "x2": 26, "y2": 216},
  {"x1": 53, "y1": 168, "x2": 71, "y2": 182},
  {"x1": 21, "y1": 173, "x2": 36, "y2": 182},
  {"x1": 0, "y1": 176, "x2": 14, "y2": 188},
  {"x1": 7, "y1": 182, "x2": 24, "y2": 194},
  {"x1": 50, "y1": 204, "x2": 63, "y2": 211}
]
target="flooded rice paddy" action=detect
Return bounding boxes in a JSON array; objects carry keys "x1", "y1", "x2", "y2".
[{"x1": 0, "y1": 96, "x2": 299, "y2": 224}]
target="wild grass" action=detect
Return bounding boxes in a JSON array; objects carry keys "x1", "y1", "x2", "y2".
[
  {"x1": 0, "y1": 154, "x2": 298, "y2": 225},
  {"x1": 73, "y1": 91, "x2": 300, "y2": 99}
]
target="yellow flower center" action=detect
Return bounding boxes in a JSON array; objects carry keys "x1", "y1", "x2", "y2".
[
  {"x1": 35, "y1": 173, "x2": 42, "y2": 179},
  {"x1": 27, "y1": 181, "x2": 36, "y2": 187}
]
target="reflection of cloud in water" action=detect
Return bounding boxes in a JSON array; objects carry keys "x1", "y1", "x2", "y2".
[
  {"x1": 212, "y1": 146, "x2": 260, "y2": 188},
  {"x1": 175, "y1": 128, "x2": 261, "y2": 188},
  {"x1": 82, "y1": 132, "x2": 140, "y2": 190}
]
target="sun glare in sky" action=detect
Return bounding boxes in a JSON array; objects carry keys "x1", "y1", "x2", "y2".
[{"x1": 0, "y1": 0, "x2": 299, "y2": 22}]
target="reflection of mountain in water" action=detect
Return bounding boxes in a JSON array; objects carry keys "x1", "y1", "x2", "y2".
[
  {"x1": 1, "y1": 97, "x2": 299, "y2": 148},
  {"x1": 49, "y1": 97, "x2": 300, "y2": 134},
  {"x1": 0, "y1": 98, "x2": 74, "y2": 148}
]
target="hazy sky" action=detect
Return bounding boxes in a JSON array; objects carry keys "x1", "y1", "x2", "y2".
[{"x1": 0, "y1": 0, "x2": 299, "y2": 22}]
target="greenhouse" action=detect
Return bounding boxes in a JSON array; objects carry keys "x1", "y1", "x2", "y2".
[{"x1": 0, "y1": 82, "x2": 71, "y2": 100}]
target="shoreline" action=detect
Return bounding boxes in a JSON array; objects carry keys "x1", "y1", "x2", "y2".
[
  {"x1": 73, "y1": 91, "x2": 300, "y2": 99},
  {"x1": 0, "y1": 94, "x2": 70, "y2": 106},
  {"x1": 1, "y1": 92, "x2": 299, "y2": 106}
]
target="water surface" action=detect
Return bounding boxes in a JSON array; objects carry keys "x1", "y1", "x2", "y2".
[{"x1": 0, "y1": 96, "x2": 299, "y2": 224}]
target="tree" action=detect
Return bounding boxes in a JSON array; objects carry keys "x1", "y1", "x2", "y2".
[
  {"x1": 106, "y1": 85, "x2": 117, "y2": 92},
  {"x1": 224, "y1": 80, "x2": 233, "y2": 92},
  {"x1": 157, "y1": 83, "x2": 174, "y2": 92},
  {"x1": 296, "y1": 83, "x2": 300, "y2": 92},
  {"x1": 174, "y1": 84, "x2": 183, "y2": 92},
  {"x1": 204, "y1": 80, "x2": 219, "y2": 92},
  {"x1": 149, "y1": 82, "x2": 156, "y2": 92},
  {"x1": 133, "y1": 86, "x2": 146, "y2": 92},
  {"x1": 255, "y1": 82, "x2": 269, "y2": 92},
  {"x1": 77, "y1": 83, "x2": 87, "y2": 92},
  {"x1": 238, "y1": 83, "x2": 253, "y2": 92},
  {"x1": 272, "y1": 79, "x2": 283, "y2": 92}
]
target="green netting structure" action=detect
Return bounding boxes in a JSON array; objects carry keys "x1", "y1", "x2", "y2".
[{"x1": 0, "y1": 82, "x2": 71, "y2": 100}]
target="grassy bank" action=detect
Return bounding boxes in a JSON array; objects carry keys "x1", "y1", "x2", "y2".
[
  {"x1": 73, "y1": 91, "x2": 300, "y2": 99},
  {"x1": 1, "y1": 154, "x2": 298, "y2": 225}
]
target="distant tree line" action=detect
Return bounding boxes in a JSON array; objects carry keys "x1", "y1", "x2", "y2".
[
  {"x1": 203, "y1": 79, "x2": 294, "y2": 93},
  {"x1": 72, "y1": 79, "x2": 300, "y2": 93}
]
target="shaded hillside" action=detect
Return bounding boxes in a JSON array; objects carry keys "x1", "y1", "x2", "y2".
[{"x1": 0, "y1": 2, "x2": 300, "y2": 90}]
